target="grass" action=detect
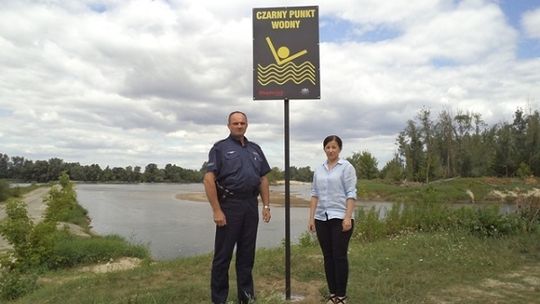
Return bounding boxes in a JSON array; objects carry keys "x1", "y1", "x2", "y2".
[
  {"x1": 359, "y1": 176, "x2": 540, "y2": 204},
  {"x1": 4, "y1": 177, "x2": 540, "y2": 303},
  {"x1": 7, "y1": 229, "x2": 540, "y2": 304}
]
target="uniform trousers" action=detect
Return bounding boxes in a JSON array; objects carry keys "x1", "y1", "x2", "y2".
[
  {"x1": 315, "y1": 218, "x2": 354, "y2": 297},
  {"x1": 211, "y1": 196, "x2": 259, "y2": 304}
]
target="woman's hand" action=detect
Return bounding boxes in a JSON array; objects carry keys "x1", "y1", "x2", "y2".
[
  {"x1": 342, "y1": 217, "x2": 352, "y2": 232},
  {"x1": 308, "y1": 218, "x2": 316, "y2": 232}
]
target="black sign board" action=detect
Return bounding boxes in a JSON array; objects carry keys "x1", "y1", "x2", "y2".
[{"x1": 253, "y1": 6, "x2": 320, "y2": 100}]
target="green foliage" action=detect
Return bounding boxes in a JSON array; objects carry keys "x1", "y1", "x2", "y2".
[
  {"x1": 379, "y1": 155, "x2": 404, "y2": 181},
  {"x1": 0, "y1": 199, "x2": 58, "y2": 271},
  {"x1": 44, "y1": 172, "x2": 88, "y2": 227},
  {"x1": 0, "y1": 200, "x2": 34, "y2": 265},
  {"x1": 347, "y1": 151, "x2": 379, "y2": 179},
  {"x1": 297, "y1": 231, "x2": 318, "y2": 248},
  {"x1": 469, "y1": 206, "x2": 521, "y2": 237},
  {"x1": 49, "y1": 233, "x2": 149, "y2": 269},
  {"x1": 0, "y1": 270, "x2": 37, "y2": 301},
  {"x1": 354, "y1": 207, "x2": 387, "y2": 241},
  {"x1": 516, "y1": 162, "x2": 532, "y2": 178},
  {"x1": 0, "y1": 174, "x2": 151, "y2": 301},
  {"x1": 266, "y1": 167, "x2": 284, "y2": 184},
  {"x1": 354, "y1": 184, "x2": 534, "y2": 242},
  {"x1": 514, "y1": 196, "x2": 540, "y2": 232},
  {"x1": 289, "y1": 166, "x2": 313, "y2": 182},
  {"x1": 396, "y1": 107, "x2": 540, "y2": 181},
  {"x1": 0, "y1": 179, "x2": 10, "y2": 201}
]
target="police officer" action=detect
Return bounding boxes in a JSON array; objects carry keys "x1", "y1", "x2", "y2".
[{"x1": 203, "y1": 111, "x2": 271, "y2": 304}]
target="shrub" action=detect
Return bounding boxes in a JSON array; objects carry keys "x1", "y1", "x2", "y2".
[
  {"x1": 49, "y1": 233, "x2": 149, "y2": 269},
  {"x1": 0, "y1": 179, "x2": 9, "y2": 202},
  {"x1": 354, "y1": 207, "x2": 386, "y2": 241},
  {"x1": 0, "y1": 270, "x2": 37, "y2": 301},
  {"x1": 297, "y1": 231, "x2": 318, "y2": 248},
  {"x1": 0, "y1": 199, "x2": 58, "y2": 270},
  {"x1": 44, "y1": 172, "x2": 89, "y2": 227},
  {"x1": 514, "y1": 196, "x2": 540, "y2": 232}
]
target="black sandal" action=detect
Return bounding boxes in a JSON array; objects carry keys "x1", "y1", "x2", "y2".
[
  {"x1": 334, "y1": 296, "x2": 347, "y2": 304},
  {"x1": 325, "y1": 294, "x2": 336, "y2": 304}
]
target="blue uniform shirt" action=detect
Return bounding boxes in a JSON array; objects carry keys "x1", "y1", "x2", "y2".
[
  {"x1": 311, "y1": 158, "x2": 357, "y2": 220},
  {"x1": 206, "y1": 135, "x2": 271, "y2": 194}
]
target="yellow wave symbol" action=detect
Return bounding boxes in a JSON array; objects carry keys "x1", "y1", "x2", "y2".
[{"x1": 257, "y1": 61, "x2": 316, "y2": 85}]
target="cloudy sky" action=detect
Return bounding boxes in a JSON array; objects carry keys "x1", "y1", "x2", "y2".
[{"x1": 1, "y1": 0, "x2": 539, "y2": 171}]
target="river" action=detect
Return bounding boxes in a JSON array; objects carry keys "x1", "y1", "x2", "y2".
[
  {"x1": 76, "y1": 183, "x2": 314, "y2": 260},
  {"x1": 75, "y1": 183, "x2": 515, "y2": 260}
]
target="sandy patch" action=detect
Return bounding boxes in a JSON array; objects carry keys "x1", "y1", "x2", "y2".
[
  {"x1": 488, "y1": 188, "x2": 540, "y2": 200},
  {"x1": 427, "y1": 263, "x2": 540, "y2": 303},
  {"x1": 176, "y1": 191, "x2": 311, "y2": 207},
  {"x1": 79, "y1": 257, "x2": 142, "y2": 273}
]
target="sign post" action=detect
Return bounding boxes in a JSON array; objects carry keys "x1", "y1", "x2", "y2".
[{"x1": 253, "y1": 6, "x2": 320, "y2": 300}]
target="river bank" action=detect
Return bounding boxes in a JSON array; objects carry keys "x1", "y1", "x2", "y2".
[{"x1": 175, "y1": 189, "x2": 311, "y2": 207}]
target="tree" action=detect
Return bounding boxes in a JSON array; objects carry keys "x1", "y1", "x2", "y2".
[
  {"x1": 143, "y1": 163, "x2": 162, "y2": 182},
  {"x1": 398, "y1": 120, "x2": 424, "y2": 181},
  {"x1": 492, "y1": 123, "x2": 517, "y2": 176},
  {"x1": 526, "y1": 110, "x2": 540, "y2": 175},
  {"x1": 47, "y1": 158, "x2": 64, "y2": 182},
  {"x1": 380, "y1": 154, "x2": 404, "y2": 181},
  {"x1": 0, "y1": 153, "x2": 9, "y2": 178},
  {"x1": 266, "y1": 167, "x2": 283, "y2": 183},
  {"x1": 347, "y1": 151, "x2": 378, "y2": 180}
]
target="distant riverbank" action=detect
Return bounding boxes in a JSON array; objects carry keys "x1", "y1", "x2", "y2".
[{"x1": 175, "y1": 190, "x2": 311, "y2": 207}]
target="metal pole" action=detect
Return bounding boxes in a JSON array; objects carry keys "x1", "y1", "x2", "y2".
[{"x1": 284, "y1": 98, "x2": 291, "y2": 300}]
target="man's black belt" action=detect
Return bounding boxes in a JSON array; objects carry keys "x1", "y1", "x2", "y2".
[{"x1": 216, "y1": 181, "x2": 258, "y2": 200}]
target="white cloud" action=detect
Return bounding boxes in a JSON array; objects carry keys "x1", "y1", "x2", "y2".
[
  {"x1": 522, "y1": 7, "x2": 540, "y2": 39},
  {"x1": 0, "y1": 0, "x2": 539, "y2": 171}
]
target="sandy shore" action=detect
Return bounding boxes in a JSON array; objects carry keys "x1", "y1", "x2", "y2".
[{"x1": 176, "y1": 190, "x2": 311, "y2": 207}]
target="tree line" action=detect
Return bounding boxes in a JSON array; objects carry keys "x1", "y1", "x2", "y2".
[
  {"x1": 0, "y1": 156, "x2": 204, "y2": 183},
  {"x1": 388, "y1": 107, "x2": 540, "y2": 182},
  {"x1": 1, "y1": 106, "x2": 538, "y2": 184}
]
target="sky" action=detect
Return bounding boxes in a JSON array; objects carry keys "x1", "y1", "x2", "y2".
[{"x1": 1, "y1": 0, "x2": 540, "y2": 171}]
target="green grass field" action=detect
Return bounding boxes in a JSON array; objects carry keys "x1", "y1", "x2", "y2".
[
  {"x1": 3, "y1": 177, "x2": 540, "y2": 303},
  {"x1": 8, "y1": 230, "x2": 539, "y2": 303}
]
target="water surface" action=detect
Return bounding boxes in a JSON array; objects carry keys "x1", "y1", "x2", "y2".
[{"x1": 76, "y1": 183, "x2": 311, "y2": 260}]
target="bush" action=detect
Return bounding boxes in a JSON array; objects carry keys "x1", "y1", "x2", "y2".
[
  {"x1": 354, "y1": 195, "x2": 534, "y2": 243},
  {"x1": 0, "y1": 270, "x2": 37, "y2": 301},
  {"x1": 354, "y1": 207, "x2": 386, "y2": 241},
  {"x1": 49, "y1": 233, "x2": 149, "y2": 269},
  {"x1": 0, "y1": 179, "x2": 10, "y2": 202},
  {"x1": 297, "y1": 231, "x2": 318, "y2": 248},
  {"x1": 515, "y1": 196, "x2": 540, "y2": 232},
  {"x1": 0, "y1": 199, "x2": 58, "y2": 270}
]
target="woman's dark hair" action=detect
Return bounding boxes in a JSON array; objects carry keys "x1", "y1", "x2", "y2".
[{"x1": 323, "y1": 135, "x2": 342, "y2": 150}]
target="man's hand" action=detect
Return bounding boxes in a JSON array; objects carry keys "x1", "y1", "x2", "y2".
[
  {"x1": 262, "y1": 207, "x2": 271, "y2": 223},
  {"x1": 214, "y1": 209, "x2": 227, "y2": 227}
]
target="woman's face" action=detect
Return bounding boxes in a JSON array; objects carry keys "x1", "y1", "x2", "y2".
[{"x1": 324, "y1": 140, "x2": 341, "y2": 162}]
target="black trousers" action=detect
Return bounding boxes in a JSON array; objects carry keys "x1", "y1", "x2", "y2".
[
  {"x1": 315, "y1": 218, "x2": 354, "y2": 297},
  {"x1": 211, "y1": 196, "x2": 259, "y2": 304}
]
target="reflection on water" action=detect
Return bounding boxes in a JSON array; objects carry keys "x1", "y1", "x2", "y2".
[{"x1": 76, "y1": 183, "x2": 311, "y2": 260}]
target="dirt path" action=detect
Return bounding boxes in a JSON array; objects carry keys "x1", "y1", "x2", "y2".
[
  {"x1": 427, "y1": 263, "x2": 540, "y2": 303},
  {"x1": 0, "y1": 187, "x2": 50, "y2": 251}
]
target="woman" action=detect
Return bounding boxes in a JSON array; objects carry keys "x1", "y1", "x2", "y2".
[{"x1": 308, "y1": 135, "x2": 357, "y2": 304}]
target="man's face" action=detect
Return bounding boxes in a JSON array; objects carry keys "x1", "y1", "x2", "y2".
[{"x1": 228, "y1": 113, "x2": 248, "y2": 138}]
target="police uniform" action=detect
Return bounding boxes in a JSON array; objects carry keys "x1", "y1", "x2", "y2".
[{"x1": 206, "y1": 134, "x2": 271, "y2": 304}]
